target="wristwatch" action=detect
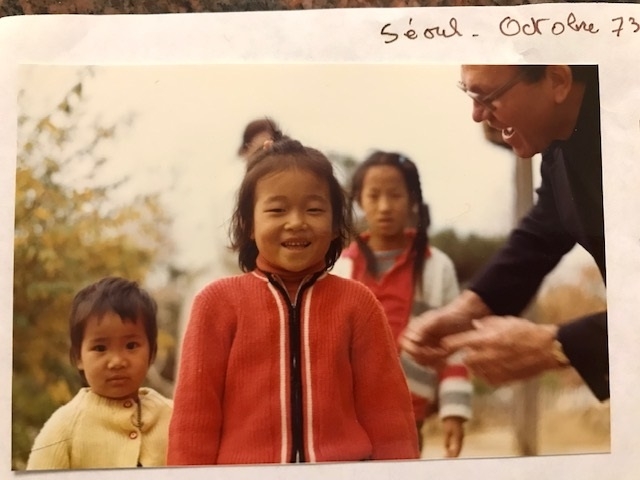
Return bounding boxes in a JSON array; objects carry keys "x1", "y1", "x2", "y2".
[{"x1": 551, "y1": 339, "x2": 570, "y2": 366}]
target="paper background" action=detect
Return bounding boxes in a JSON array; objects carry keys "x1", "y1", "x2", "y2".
[{"x1": 2, "y1": 4, "x2": 639, "y2": 479}]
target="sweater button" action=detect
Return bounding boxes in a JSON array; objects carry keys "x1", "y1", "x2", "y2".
[
  {"x1": 123, "y1": 400, "x2": 133, "y2": 408},
  {"x1": 129, "y1": 431, "x2": 138, "y2": 439}
]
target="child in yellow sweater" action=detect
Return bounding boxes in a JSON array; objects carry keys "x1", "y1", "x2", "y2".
[{"x1": 26, "y1": 276, "x2": 173, "y2": 470}]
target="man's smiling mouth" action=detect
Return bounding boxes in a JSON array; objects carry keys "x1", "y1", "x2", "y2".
[{"x1": 502, "y1": 126, "x2": 515, "y2": 137}]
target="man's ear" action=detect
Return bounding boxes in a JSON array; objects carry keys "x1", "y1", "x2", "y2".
[{"x1": 546, "y1": 65, "x2": 573, "y2": 104}]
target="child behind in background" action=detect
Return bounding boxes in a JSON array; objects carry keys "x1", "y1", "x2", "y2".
[
  {"x1": 27, "y1": 277, "x2": 173, "y2": 470},
  {"x1": 237, "y1": 117, "x2": 283, "y2": 161},
  {"x1": 168, "y1": 137, "x2": 419, "y2": 465},
  {"x1": 334, "y1": 151, "x2": 472, "y2": 457}
]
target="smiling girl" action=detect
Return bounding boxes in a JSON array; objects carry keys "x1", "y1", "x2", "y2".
[{"x1": 168, "y1": 137, "x2": 418, "y2": 465}]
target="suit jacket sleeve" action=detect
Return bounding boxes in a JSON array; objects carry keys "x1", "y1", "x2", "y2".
[
  {"x1": 469, "y1": 158, "x2": 576, "y2": 315},
  {"x1": 557, "y1": 311, "x2": 609, "y2": 400},
  {"x1": 469, "y1": 158, "x2": 609, "y2": 401}
]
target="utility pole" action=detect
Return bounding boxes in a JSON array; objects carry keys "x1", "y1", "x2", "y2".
[{"x1": 482, "y1": 122, "x2": 539, "y2": 455}]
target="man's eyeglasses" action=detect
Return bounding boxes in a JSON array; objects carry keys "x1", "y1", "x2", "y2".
[{"x1": 457, "y1": 71, "x2": 526, "y2": 112}]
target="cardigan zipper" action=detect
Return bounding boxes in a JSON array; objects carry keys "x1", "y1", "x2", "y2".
[
  {"x1": 289, "y1": 297, "x2": 304, "y2": 462},
  {"x1": 265, "y1": 271, "x2": 322, "y2": 463}
]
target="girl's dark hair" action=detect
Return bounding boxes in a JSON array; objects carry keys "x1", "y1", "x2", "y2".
[
  {"x1": 230, "y1": 136, "x2": 351, "y2": 272},
  {"x1": 237, "y1": 117, "x2": 282, "y2": 156},
  {"x1": 350, "y1": 151, "x2": 430, "y2": 290},
  {"x1": 69, "y1": 276, "x2": 158, "y2": 382}
]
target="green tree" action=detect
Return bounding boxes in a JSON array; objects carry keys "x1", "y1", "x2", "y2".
[
  {"x1": 12, "y1": 72, "x2": 173, "y2": 469},
  {"x1": 431, "y1": 228, "x2": 506, "y2": 286},
  {"x1": 327, "y1": 151, "x2": 358, "y2": 189}
]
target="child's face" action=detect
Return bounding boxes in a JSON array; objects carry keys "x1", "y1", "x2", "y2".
[
  {"x1": 76, "y1": 311, "x2": 150, "y2": 400},
  {"x1": 359, "y1": 165, "x2": 412, "y2": 243},
  {"x1": 252, "y1": 168, "x2": 335, "y2": 272}
]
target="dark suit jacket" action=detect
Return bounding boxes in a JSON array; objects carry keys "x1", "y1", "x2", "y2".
[{"x1": 469, "y1": 68, "x2": 609, "y2": 400}]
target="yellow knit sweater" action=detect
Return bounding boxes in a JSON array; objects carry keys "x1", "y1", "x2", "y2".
[{"x1": 27, "y1": 387, "x2": 173, "y2": 470}]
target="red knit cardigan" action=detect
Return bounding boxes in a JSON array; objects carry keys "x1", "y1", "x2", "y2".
[{"x1": 168, "y1": 271, "x2": 419, "y2": 465}]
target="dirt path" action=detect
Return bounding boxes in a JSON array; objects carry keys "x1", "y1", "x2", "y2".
[
  {"x1": 420, "y1": 406, "x2": 610, "y2": 459},
  {"x1": 422, "y1": 398, "x2": 611, "y2": 459}
]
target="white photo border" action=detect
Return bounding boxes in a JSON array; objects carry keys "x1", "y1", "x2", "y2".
[{"x1": 2, "y1": 4, "x2": 640, "y2": 479}]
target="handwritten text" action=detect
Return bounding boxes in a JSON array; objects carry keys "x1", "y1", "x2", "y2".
[
  {"x1": 380, "y1": 17, "x2": 463, "y2": 43},
  {"x1": 380, "y1": 11, "x2": 640, "y2": 43}
]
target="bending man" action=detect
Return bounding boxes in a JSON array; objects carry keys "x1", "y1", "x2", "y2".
[{"x1": 401, "y1": 65, "x2": 608, "y2": 401}]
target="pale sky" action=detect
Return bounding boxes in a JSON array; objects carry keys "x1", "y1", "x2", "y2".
[{"x1": 19, "y1": 63, "x2": 540, "y2": 278}]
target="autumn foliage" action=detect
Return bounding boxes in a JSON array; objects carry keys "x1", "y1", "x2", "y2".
[{"x1": 12, "y1": 73, "x2": 173, "y2": 469}]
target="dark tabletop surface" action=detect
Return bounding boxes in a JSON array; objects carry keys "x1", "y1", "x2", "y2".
[{"x1": 1, "y1": 1, "x2": 581, "y2": 18}]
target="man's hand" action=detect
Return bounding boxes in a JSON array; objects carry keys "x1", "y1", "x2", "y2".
[
  {"x1": 400, "y1": 290, "x2": 492, "y2": 367},
  {"x1": 443, "y1": 316, "x2": 566, "y2": 384}
]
